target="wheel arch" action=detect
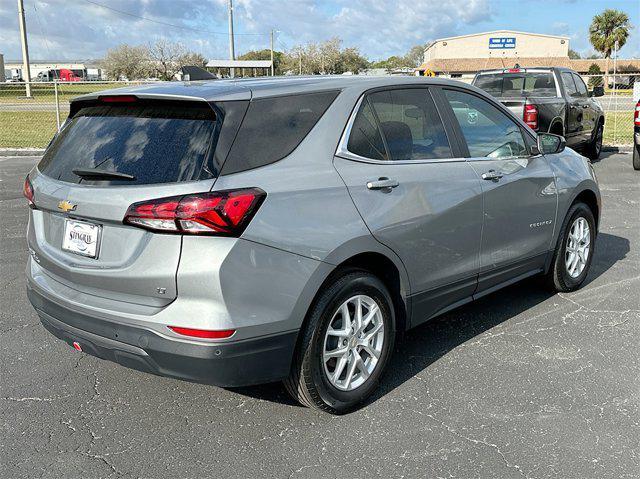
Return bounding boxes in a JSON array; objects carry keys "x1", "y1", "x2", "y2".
[
  {"x1": 287, "y1": 237, "x2": 411, "y2": 375},
  {"x1": 572, "y1": 188, "x2": 600, "y2": 231},
  {"x1": 548, "y1": 118, "x2": 564, "y2": 135}
]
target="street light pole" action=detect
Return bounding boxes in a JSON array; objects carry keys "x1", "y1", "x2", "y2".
[
  {"x1": 17, "y1": 0, "x2": 32, "y2": 97},
  {"x1": 270, "y1": 29, "x2": 274, "y2": 76},
  {"x1": 228, "y1": 0, "x2": 235, "y2": 78}
]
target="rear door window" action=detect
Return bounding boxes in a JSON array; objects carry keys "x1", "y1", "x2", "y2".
[
  {"x1": 221, "y1": 90, "x2": 339, "y2": 175},
  {"x1": 572, "y1": 73, "x2": 589, "y2": 97},
  {"x1": 368, "y1": 89, "x2": 452, "y2": 160},
  {"x1": 347, "y1": 101, "x2": 387, "y2": 161},
  {"x1": 38, "y1": 101, "x2": 219, "y2": 185},
  {"x1": 561, "y1": 72, "x2": 579, "y2": 97}
]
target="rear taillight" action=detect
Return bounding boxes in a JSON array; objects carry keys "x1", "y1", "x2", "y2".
[
  {"x1": 524, "y1": 101, "x2": 538, "y2": 131},
  {"x1": 168, "y1": 326, "x2": 236, "y2": 339},
  {"x1": 123, "y1": 188, "x2": 266, "y2": 236},
  {"x1": 23, "y1": 175, "x2": 35, "y2": 207},
  {"x1": 634, "y1": 101, "x2": 640, "y2": 127}
]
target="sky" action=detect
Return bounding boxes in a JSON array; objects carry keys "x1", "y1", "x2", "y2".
[{"x1": 0, "y1": 0, "x2": 638, "y2": 62}]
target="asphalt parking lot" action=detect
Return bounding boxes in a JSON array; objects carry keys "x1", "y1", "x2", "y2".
[{"x1": 1, "y1": 152, "x2": 639, "y2": 478}]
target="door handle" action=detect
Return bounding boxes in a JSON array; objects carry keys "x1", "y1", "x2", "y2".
[
  {"x1": 481, "y1": 170, "x2": 503, "y2": 181},
  {"x1": 367, "y1": 177, "x2": 399, "y2": 190}
]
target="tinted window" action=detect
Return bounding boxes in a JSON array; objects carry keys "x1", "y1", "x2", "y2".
[
  {"x1": 561, "y1": 72, "x2": 578, "y2": 97},
  {"x1": 444, "y1": 89, "x2": 528, "y2": 159},
  {"x1": 221, "y1": 90, "x2": 339, "y2": 175},
  {"x1": 347, "y1": 100, "x2": 387, "y2": 161},
  {"x1": 572, "y1": 74, "x2": 588, "y2": 97},
  {"x1": 38, "y1": 101, "x2": 218, "y2": 185},
  {"x1": 368, "y1": 88, "x2": 452, "y2": 160},
  {"x1": 474, "y1": 72, "x2": 557, "y2": 98}
]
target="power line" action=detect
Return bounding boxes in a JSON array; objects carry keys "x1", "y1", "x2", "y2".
[{"x1": 80, "y1": 0, "x2": 269, "y2": 37}]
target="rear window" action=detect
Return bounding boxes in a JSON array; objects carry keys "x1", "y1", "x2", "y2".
[
  {"x1": 474, "y1": 72, "x2": 557, "y2": 98},
  {"x1": 220, "y1": 90, "x2": 339, "y2": 175},
  {"x1": 38, "y1": 101, "x2": 219, "y2": 185}
]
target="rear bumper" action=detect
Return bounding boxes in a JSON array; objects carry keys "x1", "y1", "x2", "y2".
[{"x1": 27, "y1": 286, "x2": 298, "y2": 387}]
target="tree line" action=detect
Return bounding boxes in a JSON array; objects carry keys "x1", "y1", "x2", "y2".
[
  {"x1": 101, "y1": 36, "x2": 425, "y2": 80},
  {"x1": 101, "y1": 8, "x2": 632, "y2": 81}
]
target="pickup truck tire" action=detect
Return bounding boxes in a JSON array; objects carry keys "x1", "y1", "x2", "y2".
[
  {"x1": 585, "y1": 122, "x2": 603, "y2": 161},
  {"x1": 545, "y1": 202, "x2": 595, "y2": 292},
  {"x1": 633, "y1": 144, "x2": 640, "y2": 171}
]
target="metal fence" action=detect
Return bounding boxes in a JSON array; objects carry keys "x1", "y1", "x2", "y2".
[
  {"x1": 0, "y1": 81, "x2": 148, "y2": 149},
  {"x1": 0, "y1": 77, "x2": 636, "y2": 150}
]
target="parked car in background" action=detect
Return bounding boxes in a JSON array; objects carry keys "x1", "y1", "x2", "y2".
[
  {"x1": 24, "y1": 76, "x2": 600, "y2": 413},
  {"x1": 472, "y1": 67, "x2": 605, "y2": 160},
  {"x1": 634, "y1": 99, "x2": 640, "y2": 170}
]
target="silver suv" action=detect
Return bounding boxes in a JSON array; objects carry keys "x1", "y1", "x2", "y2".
[{"x1": 24, "y1": 77, "x2": 600, "y2": 413}]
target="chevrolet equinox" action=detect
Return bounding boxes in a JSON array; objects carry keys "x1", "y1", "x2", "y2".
[{"x1": 25, "y1": 76, "x2": 600, "y2": 413}]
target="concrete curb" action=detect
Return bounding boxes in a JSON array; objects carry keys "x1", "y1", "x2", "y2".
[{"x1": 0, "y1": 149, "x2": 46, "y2": 157}]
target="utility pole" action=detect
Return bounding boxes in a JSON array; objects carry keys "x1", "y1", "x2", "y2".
[
  {"x1": 270, "y1": 29, "x2": 274, "y2": 76},
  {"x1": 227, "y1": 0, "x2": 235, "y2": 78},
  {"x1": 17, "y1": 0, "x2": 32, "y2": 97}
]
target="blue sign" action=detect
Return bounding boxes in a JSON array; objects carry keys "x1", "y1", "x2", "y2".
[{"x1": 489, "y1": 37, "x2": 516, "y2": 49}]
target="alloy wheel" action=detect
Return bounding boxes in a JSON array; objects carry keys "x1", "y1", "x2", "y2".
[
  {"x1": 322, "y1": 294, "x2": 385, "y2": 391},
  {"x1": 565, "y1": 217, "x2": 591, "y2": 278}
]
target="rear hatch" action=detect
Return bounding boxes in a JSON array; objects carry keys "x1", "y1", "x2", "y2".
[{"x1": 28, "y1": 96, "x2": 239, "y2": 308}]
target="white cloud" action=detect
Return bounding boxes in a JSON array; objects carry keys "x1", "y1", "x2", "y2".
[{"x1": 0, "y1": 0, "x2": 493, "y2": 61}]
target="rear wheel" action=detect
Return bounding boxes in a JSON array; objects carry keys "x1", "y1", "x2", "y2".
[
  {"x1": 284, "y1": 270, "x2": 395, "y2": 414},
  {"x1": 585, "y1": 122, "x2": 603, "y2": 161},
  {"x1": 545, "y1": 202, "x2": 595, "y2": 292},
  {"x1": 633, "y1": 143, "x2": 640, "y2": 171}
]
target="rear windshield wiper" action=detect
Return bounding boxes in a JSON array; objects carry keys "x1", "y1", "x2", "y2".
[{"x1": 72, "y1": 168, "x2": 136, "y2": 181}]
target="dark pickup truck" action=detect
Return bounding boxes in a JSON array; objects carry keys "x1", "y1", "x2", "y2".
[{"x1": 472, "y1": 67, "x2": 605, "y2": 160}]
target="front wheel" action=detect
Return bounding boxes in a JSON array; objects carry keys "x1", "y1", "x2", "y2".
[
  {"x1": 284, "y1": 270, "x2": 395, "y2": 414},
  {"x1": 545, "y1": 202, "x2": 596, "y2": 292}
]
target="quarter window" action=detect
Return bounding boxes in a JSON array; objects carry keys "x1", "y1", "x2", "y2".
[{"x1": 444, "y1": 89, "x2": 529, "y2": 159}]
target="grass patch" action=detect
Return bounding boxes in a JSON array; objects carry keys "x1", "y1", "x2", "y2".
[
  {"x1": 0, "y1": 106, "x2": 635, "y2": 149},
  {"x1": 0, "y1": 111, "x2": 58, "y2": 148},
  {"x1": 0, "y1": 82, "x2": 144, "y2": 104},
  {"x1": 603, "y1": 111, "x2": 634, "y2": 145}
]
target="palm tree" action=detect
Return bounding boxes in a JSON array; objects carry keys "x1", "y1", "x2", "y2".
[{"x1": 589, "y1": 9, "x2": 631, "y2": 87}]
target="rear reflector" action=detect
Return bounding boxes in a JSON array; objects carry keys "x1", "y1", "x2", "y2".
[
  {"x1": 123, "y1": 188, "x2": 266, "y2": 236},
  {"x1": 168, "y1": 326, "x2": 236, "y2": 339},
  {"x1": 98, "y1": 95, "x2": 138, "y2": 103},
  {"x1": 23, "y1": 175, "x2": 35, "y2": 207},
  {"x1": 523, "y1": 101, "x2": 539, "y2": 131}
]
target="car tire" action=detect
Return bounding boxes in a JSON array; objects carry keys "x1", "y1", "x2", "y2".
[
  {"x1": 633, "y1": 144, "x2": 640, "y2": 171},
  {"x1": 585, "y1": 122, "x2": 603, "y2": 161},
  {"x1": 284, "y1": 270, "x2": 395, "y2": 414},
  {"x1": 545, "y1": 202, "x2": 596, "y2": 292}
]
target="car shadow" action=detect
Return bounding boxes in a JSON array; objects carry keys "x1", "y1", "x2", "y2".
[
  {"x1": 594, "y1": 147, "x2": 625, "y2": 163},
  {"x1": 231, "y1": 232, "x2": 629, "y2": 411}
]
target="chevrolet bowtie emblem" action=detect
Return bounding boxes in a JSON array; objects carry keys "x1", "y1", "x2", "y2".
[{"x1": 57, "y1": 200, "x2": 77, "y2": 213}]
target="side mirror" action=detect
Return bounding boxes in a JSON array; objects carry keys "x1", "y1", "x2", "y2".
[
  {"x1": 590, "y1": 86, "x2": 604, "y2": 97},
  {"x1": 537, "y1": 133, "x2": 566, "y2": 155}
]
